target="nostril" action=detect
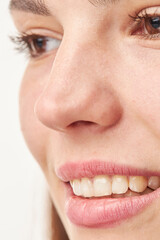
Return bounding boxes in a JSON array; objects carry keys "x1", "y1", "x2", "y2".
[
  {"x1": 67, "y1": 120, "x2": 114, "y2": 134},
  {"x1": 69, "y1": 120, "x2": 96, "y2": 128}
]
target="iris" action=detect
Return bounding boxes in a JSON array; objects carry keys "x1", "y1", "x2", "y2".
[{"x1": 149, "y1": 17, "x2": 160, "y2": 29}]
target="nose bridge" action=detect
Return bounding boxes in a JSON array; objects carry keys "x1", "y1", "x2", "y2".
[
  {"x1": 50, "y1": 42, "x2": 97, "y2": 103},
  {"x1": 35, "y1": 41, "x2": 123, "y2": 131},
  {"x1": 48, "y1": 42, "x2": 104, "y2": 110}
]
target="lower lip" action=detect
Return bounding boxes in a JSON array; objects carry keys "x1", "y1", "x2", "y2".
[{"x1": 65, "y1": 184, "x2": 160, "y2": 228}]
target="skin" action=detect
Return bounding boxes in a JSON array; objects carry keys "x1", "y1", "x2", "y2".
[{"x1": 11, "y1": 0, "x2": 160, "y2": 239}]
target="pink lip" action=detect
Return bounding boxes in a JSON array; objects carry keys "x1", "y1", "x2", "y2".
[
  {"x1": 65, "y1": 185, "x2": 160, "y2": 228},
  {"x1": 57, "y1": 160, "x2": 160, "y2": 182},
  {"x1": 56, "y1": 160, "x2": 160, "y2": 228}
]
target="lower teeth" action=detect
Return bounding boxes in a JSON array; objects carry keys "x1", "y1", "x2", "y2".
[{"x1": 140, "y1": 187, "x2": 153, "y2": 195}]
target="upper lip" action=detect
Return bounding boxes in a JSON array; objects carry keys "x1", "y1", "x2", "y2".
[{"x1": 56, "y1": 160, "x2": 160, "y2": 182}]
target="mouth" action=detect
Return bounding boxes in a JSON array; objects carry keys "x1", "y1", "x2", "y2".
[{"x1": 57, "y1": 161, "x2": 160, "y2": 228}]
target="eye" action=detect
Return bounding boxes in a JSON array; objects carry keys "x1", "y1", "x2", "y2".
[
  {"x1": 130, "y1": 8, "x2": 160, "y2": 40},
  {"x1": 144, "y1": 16, "x2": 160, "y2": 35},
  {"x1": 28, "y1": 35, "x2": 61, "y2": 57},
  {"x1": 10, "y1": 33, "x2": 62, "y2": 58}
]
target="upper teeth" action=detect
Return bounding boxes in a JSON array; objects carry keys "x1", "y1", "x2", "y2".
[{"x1": 70, "y1": 175, "x2": 160, "y2": 198}]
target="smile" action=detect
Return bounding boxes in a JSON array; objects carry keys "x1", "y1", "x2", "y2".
[{"x1": 57, "y1": 160, "x2": 160, "y2": 228}]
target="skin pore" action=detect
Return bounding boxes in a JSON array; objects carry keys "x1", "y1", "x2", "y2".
[{"x1": 10, "y1": 0, "x2": 160, "y2": 239}]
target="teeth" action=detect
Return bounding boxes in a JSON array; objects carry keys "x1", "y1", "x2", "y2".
[
  {"x1": 72, "y1": 179, "x2": 81, "y2": 196},
  {"x1": 140, "y1": 187, "x2": 153, "y2": 195},
  {"x1": 129, "y1": 176, "x2": 148, "y2": 193},
  {"x1": 148, "y1": 176, "x2": 160, "y2": 190},
  {"x1": 124, "y1": 189, "x2": 140, "y2": 197},
  {"x1": 81, "y1": 178, "x2": 94, "y2": 197},
  {"x1": 112, "y1": 175, "x2": 128, "y2": 194},
  {"x1": 93, "y1": 175, "x2": 111, "y2": 197},
  {"x1": 70, "y1": 175, "x2": 160, "y2": 198},
  {"x1": 112, "y1": 193, "x2": 124, "y2": 198}
]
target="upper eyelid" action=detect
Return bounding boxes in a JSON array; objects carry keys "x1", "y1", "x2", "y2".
[
  {"x1": 129, "y1": 7, "x2": 160, "y2": 20},
  {"x1": 137, "y1": 6, "x2": 160, "y2": 17},
  {"x1": 128, "y1": 6, "x2": 160, "y2": 22},
  {"x1": 20, "y1": 27, "x2": 63, "y2": 40},
  {"x1": 20, "y1": 33, "x2": 59, "y2": 42}
]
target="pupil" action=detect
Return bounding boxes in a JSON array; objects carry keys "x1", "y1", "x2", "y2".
[
  {"x1": 35, "y1": 38, "x2": 44, "y2": 48},
  {"x1": 150, "y1": 17, "x2": 160, "y2": 29}
]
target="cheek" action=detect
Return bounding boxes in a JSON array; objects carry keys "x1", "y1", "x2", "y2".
[
  {"x1": 19, "y1": 58, "x2": 53, "y2": 170},
  {"x1": 118, "y1": 45, "x2": 160, "y2": 136}
]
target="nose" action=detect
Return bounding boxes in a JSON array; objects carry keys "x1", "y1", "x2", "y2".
[{"x1": 35, "y1": 42, "x2": 123, "y2": 133}]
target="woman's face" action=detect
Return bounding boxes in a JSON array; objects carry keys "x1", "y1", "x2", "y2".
[{"x1": 11, "y1": 0, "x2": 160, "y2": 239}]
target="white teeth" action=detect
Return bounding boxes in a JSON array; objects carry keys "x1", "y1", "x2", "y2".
[
  {"x1": 112, "y1": 175, "x2": 128, "y2": 194},
  {"x1": 81, "y1": 178, "x2": 94, "y2": 197},
  {"x1": 93, "y1": 175, "x2": 112, "y2": 197},
  {"x1": 148, "y1": 176, "x2": 160, "y2": 190},
  {"x1": 70, "y1": 175, "x2": 159, "y2": 198},
  {"x1": 72, "y1": 179, "x2": 81, "y2": 196},
  {"x1": 129, "y1": 176, "x2": 148, "y2": 193}
]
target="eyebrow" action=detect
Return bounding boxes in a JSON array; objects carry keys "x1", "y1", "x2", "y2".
[
  {"x1": 9, "y1": 0, "x2": 51, "y2": 16},
  {"x1": 89, "y1": 0, "x2": 117, "y2": 6},
  {"x1": 9, "y1": 0, "x2": 117, "y2": 16}
]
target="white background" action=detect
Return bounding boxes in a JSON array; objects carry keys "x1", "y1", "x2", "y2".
[{"x1": 0, "y1": 0, "x2": 40, "y2": 239}]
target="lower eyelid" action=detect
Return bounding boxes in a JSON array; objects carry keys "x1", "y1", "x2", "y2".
[{"x1": 128, "y1": 35, "x2": 160, "y2": 50}]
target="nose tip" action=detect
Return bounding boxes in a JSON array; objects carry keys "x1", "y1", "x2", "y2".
[{"x1": 34, "y1": 82, "x2": 123, "y2": 133}]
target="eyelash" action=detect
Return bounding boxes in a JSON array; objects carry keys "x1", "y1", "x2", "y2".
[
  {"x1": 10, "y1": 9, "x2": 160, "y2": 59},
  {"x1": 130, "y1": 9, "x2": 151, "y2": 22}
]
